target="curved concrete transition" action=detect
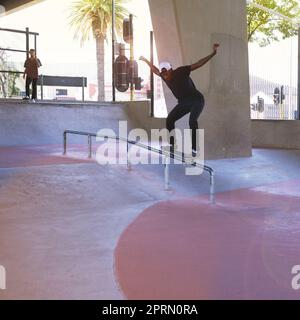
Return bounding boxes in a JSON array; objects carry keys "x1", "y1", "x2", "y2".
[{"x1": 115, "y1": 180, "x2": 300, "y2": 300}]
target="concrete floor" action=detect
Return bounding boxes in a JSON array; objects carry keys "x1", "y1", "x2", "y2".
[
  {"x1": 1, "y1": 146, "x2": 300, "y2": 299},
  {"x1": 116, "y1": 180, "x2": 300, "y2": 299}
]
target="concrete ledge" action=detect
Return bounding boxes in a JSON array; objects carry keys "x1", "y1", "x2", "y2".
[
  {"x1": 0, "y1": 98, "x2": 125, "y2": 108},
  {"x1": 0, "y1": 100, "x2": 136, "y2": 146},
  {"x1": 252, "y1": 120, "x2": 300, "y2": 149},
  {"x1": 0, "y1": 99, "x2": 165, "y2": 147}
]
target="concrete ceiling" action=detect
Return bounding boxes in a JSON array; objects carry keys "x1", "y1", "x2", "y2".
[{"x1": 0, "y1": 0, "x2": 42, "y2": 15}]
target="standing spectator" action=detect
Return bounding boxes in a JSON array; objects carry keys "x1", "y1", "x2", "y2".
[{"x1": 23, "y1": 49, "x2": 42, "y2": 101}]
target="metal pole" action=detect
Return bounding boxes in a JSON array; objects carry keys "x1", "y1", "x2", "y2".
[
  {"x1": 0, "y1": 27, "x2": 39, "y2": 35},
  {"x1": 34, "y1": 34, "x2": 37, "y2": 54},
  {"x1": 210, "y1": 172, "x2": 215, "y2": 204},
  {"x1": 40, "y1": 75, "x2": 44, "y2": 100},
  {"x1": 88, "y1": 135, "x2": 92, "y2": 158},
  {"x1": 150, "y1": 31, "x2": 154, "y2": 117},
  {"x1": 63, "y1": 132, "x2": 67, "y2": 155},
  {"x1": 82, "y1": 77, "x2": 85, "y2": 102},
  {"x1": 112, "y1": 0, "x2": 116, "y2": 102},
  {"x1": 129, "y1": 14, "x2": 134, "y2": 101},
  {"x1": 298, "y1": 27, "x2": 300, "y2": 120},
  {"x1": 127, "y1": 141, "x2": 132, "y2": 170},
  {"x1": 25, "y1": 27, "x2": 29, "y2": 59}
]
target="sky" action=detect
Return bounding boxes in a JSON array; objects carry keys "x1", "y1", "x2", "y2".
[
  {"x1": 0, "y1": 0, "x2": 96, "y2": 63},
  {"x1": 249, "y1": 37, "x2": 298, "y2": 86},
  {"x1": 0, "y1": 0, "x2": 154, "y2": 82},
  {"x1": 0, "y1": 0, "x2": 298, "y2": 88}
]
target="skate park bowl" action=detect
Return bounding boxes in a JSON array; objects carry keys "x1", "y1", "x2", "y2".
[{"x1": 1, "y1": 99, "x2": 300, "y2": 299}]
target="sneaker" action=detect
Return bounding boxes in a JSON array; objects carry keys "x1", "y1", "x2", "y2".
[
  {"x1": 183, "y1": 154, "x2": 195, "y2": 165},
  {"x1": 22, "y1": 96, "x2": 30, "y2": 100},
  {"x1": 31, "y1": 99, "x2": 37, "y2": 103},
  {"x1": 181, "y1": 150, "x2": 199, "y2": 165}
]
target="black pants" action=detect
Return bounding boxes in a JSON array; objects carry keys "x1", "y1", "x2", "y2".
[
  {"x1": 166, "y1": 96, "x2": 204, "y2": 151},
  {"x1": 25, "y1": 77, "x2": 38, "y2": 99}
]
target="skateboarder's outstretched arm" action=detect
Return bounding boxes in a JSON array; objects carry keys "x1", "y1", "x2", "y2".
[
  {"x1": 191, "y1": 43, "x2": 220, "y2": 71},
  {"x1": 139, "y1": 56, "x2": 160, "y2": 76}
]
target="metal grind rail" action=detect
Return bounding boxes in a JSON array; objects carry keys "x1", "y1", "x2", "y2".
[{"x1": 63, "y1": 130, "x2": 215, "y2": 203}]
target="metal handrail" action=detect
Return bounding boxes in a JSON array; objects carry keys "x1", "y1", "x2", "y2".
[
  {"x1": 0, "y1": 70, "x2": 24, "y2": 74},
  {"x1": 0, "y1": 27, "x2": 39, "y2": 35},
  {"x1": 0, "y1": 48, "x2": 27, "y2": 53},
  {"x1": 63, "y1": 130, "x2": 215, "y2": 203}
]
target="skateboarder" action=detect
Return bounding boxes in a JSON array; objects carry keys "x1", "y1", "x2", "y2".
[
  {"x1": 23, "y1": 49, "x2": 42, "y2": 102},
  {"x1": 140, "y1": 43, "x2": 219, "y2": 157}
]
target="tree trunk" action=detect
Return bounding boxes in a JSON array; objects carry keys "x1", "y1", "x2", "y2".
[
  {"x1": 95, "y1": 36, "x2": 105, "y2": 101},
  {"x1": 0, "y1": 75, "x2": 7, "y2": 98}
]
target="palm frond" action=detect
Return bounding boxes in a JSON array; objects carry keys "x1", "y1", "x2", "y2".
[{"x1": 69, "y1": 0, "x2": 130, "y2": 46}]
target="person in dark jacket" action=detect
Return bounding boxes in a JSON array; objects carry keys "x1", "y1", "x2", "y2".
[{"x1": 23, "y1": 49, "x2": 42, "y2": 101}]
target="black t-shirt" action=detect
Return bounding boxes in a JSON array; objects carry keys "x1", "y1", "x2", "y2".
[{"x1": 161, "y1": 65, "x2": 202, "y2": 102}]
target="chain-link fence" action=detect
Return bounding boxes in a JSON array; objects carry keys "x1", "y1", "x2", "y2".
[{"x1": 250, "y1": 74, "x2": 298, "y2": 120}]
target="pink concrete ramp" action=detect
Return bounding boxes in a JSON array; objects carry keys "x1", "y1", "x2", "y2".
[
  {"x1": 115, "y1": 180, "x2": 300, "y2": 300},
  {"x1": 0, "y1": 145, "x2": 91, "y2": 168}
]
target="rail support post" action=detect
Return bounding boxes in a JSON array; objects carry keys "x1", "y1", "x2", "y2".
[
  {"x1": 63, "y1": 131, "x2": 67, "y2": 155},
  {"x1": 164, "y1": 156, "x2": 170, "y2": 191},
  {"x1": 210, "y1": 172, "x2": 215, "y2": 204},
  {"x1": 88, "y1": 135, "x2": 92, "y2": 159},
  {"x1": 82, "y1": 77, "x2": 85, "y2": 102},
  {"x1": 126, "y1": 141, "x2": 132, "y2": 171},
  {"x1": 40, "y1": 74, "x2": 44, "y2": 100}
]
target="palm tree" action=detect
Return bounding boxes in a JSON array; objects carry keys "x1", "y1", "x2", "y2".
[{"x1": 69, "y1": 0, "x2": 130, "y2": 101}]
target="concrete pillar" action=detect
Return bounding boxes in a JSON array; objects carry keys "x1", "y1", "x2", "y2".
[{"x1": 148, "y1": 0, "x2": 252, "y2": 159}]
